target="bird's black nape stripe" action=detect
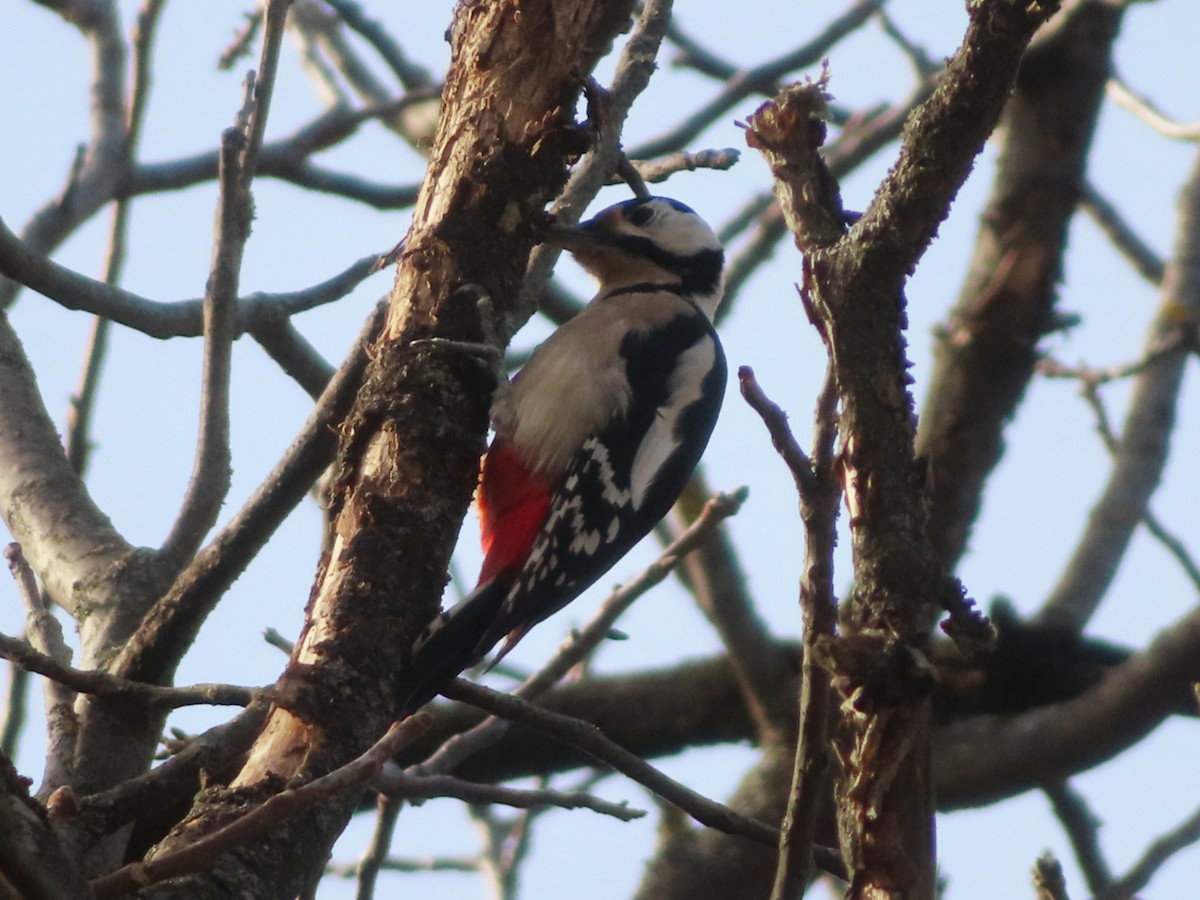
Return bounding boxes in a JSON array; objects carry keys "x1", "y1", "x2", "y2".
[
  {"x1": 603, "y1": 281, "x2": 692, "y2": 301},
  {"x1": 604, "y1": 232, "x2": 724, "y2": 297}
]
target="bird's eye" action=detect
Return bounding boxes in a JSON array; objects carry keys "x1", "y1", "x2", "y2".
[{"x1": 626, "y1": 204, "x2": 656, "y2": 227}]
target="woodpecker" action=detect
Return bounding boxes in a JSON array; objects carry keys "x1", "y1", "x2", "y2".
[{"x1": 397, "y1": 196, "x2": 726, "y2": 715}]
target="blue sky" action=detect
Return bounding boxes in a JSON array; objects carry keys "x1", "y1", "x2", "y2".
[{"x1": 3, "y1": 2, "x2": 1199, "y2": 897}]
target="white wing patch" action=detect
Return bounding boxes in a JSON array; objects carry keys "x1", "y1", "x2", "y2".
[
  {"x1": 509, "y1": 439, "x2": 633, "y2": 601},
  {"x1": 629, "y1": 337, "x2": 717, "y2": 509}
]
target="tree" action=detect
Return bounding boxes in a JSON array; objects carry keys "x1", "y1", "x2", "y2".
[{"x1": 2, "y1": 0, "x2": 1198, "y2": 897}]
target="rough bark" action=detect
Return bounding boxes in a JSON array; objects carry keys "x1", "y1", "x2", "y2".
[
  {"x1": 129, "y1": 1, "x2": 637, "y2": 897},
  {"x1": 743, "y1": 1, "x2": 1058, "y2": 895}
]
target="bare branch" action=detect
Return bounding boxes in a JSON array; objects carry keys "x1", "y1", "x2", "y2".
[
  {"x1": 65, "y1": 0, "x2": 167, "y2": 476},
  {"x1": 0, "y1": 627, "x2": 260, "y2": 710},
  {"x1": 0, "y1": 219, "x2": 383, "y2": 339},
  {"x1": 326, "y1": 855, "x2": 479, "y2": 878},
  {"x1": 1108, "y1": 75, "x2": 1200, "y2": 141},
  {"x1": 354, "y1": 795, "x2": 403, "y2": 900},
  {"x1": 114, "y1": 302, "x2": 384, "y2": 685},
  {"x1": 740, "y1": 367, "x2": 841, "y2": 900},
  {"x1": 937, "y1": 603, "x2": 1200, "y2": 808},
  {"x1": 412, "y1": 489, "x2": 748, "y2": 777},
  {"x1": 77, "y1": 701, "x2": 270, "y2": 835},
  {"x1": 721, "y1": 82, "x2": 932, "y2": 318},
  {"x1": 1043, "y1": 781, "x2": 1113, "y2": 894},
  {"x1": 5, "y1": 544, "x2": 78, "y2": 797},
  {"x1": 322, "y1": 0, "x2": 435, "y2": 89},
  {"x1": 669, "y1": 470, "x2": 793, "y2": 742},
  {"x1": 0, "y1": 316, "x2": 132, "y2": 616},
  {"x1": 1097, "y1": 802, "x2": 1200, "y2": 900},
  {"x1": 218, "y1": 9, "x2": 262, "y2": 71},
  {"x1": 250, "y1": 318, "x2": 336, "y2": 399},
  {"x1": 635, "y1": 0, "x2": 887, "y2": 160},
  {"x1": 157, "y1": 125, "x2": 241, "y2": 562},
  {"x1": 379, "y1": 768, "x2": 644, "y2": 821},
  {"x1": 89, "y1": 716, "x2": 431, "y2": 898},
  {"x1": 290, "y1": 0, "x2": 439, "y2": 148},
  {"x1": 625, "y1": 147, "x2": 741, "y2": 184},
  {"x1": 738, "y1": 367, "x2": 815, "y2": 495},
  {"x1": 0, "y1": 0, "x2": 127, "y2": 310},
  {"x1": 746, "y1": 2, "x2": 1051, "y2": 888},
  {"x1": 1050, "y1": 376, "x2": 1200, "y2": 598},
  {"x1": 130, "y1": 106, "x2": 426, "y2": 208},
  {"x1": 1080, "y1": 180, "x2": 1166, "y2": 286},
  {"x1": 518, "y1": 0, "x2": 677, "y2": 325},
  {"x1": 440, "y1": 681, "x2": 776, "y2": 851},
  {"x1": 1038, "y1": 147, "x2": 1200, "y2": 632},
  {"x1": 916, "y1": 0, "x2": 1126, "y2": 570}
]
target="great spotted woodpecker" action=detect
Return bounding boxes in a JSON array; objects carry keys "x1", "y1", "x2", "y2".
[{"x1": 397, "y1": 196, "x2": 726, "y2": 715}]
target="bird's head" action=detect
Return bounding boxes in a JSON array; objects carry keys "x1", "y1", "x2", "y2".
[{"x1": 547, "y1": 196, "x2": 725, "y2": 321}]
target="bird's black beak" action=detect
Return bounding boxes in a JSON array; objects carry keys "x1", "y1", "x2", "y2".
[{"x1": 543, "y1": 221, "x2": 603, "y2": 252}]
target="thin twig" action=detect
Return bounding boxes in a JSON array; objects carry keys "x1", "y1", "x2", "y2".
[
  {"x1": 1096, "y1": 802, "x2": 1200, "y2": 900},
  {"x1": 379, "y1": 769, "x2": 643, "y2": 821},
  {"x1": 874, "y1": 6, "x2": 941, "y2": 80},
  {"x1": 631, "y1": 0, "x2": 887, "y2": 160},
  {"x1": 65, "y1": 0, "x2": 168, "y2": 476},
  {"x1": 250, "y1": 317, "x2": 336, "y2": 399},
  {"x1": 1037, "y1": 329, "x2": 1194, "y2": 385},
  {"x1": 624, "y1": 148, "x2": 741, "y2": 184},
  {"x1": 738, "y1": 367, "x2": 816, "y2": 494},
  {"x1": 0, "y1": 628, "x2": 261, "y2": 710},
  {"x1": 0, "y1": 219, "x2": 382, "y2": 339},
  {"x1": 5, "y1": 543, "x2": 79, "y2": 796},
  {"x1": 290, "y1": 0, "x2": 438, "y2": 148},
  {"x1": 411, "y1": 489, "x2": 748, "y2": 778},
  {"x1": 1, "y1": 0, "x2": 128, "y2": 311},
  {"x1": 1037, "y1": 150, "x2": 1200, "y2": 632},
  {"x1": 1043, "y1": 781, "x2": 1113, "y2": 894},
  {"x1": 158, "y1": 124, "x2": 240, "y2": 562},
  {"x1": 323, "y1": 0, "x2": 434, "y2": 88},
  {"x1": 218, "y1": 10, "x2": 263, "y2": 71},
  {"x1": 129, "y1": 98, "x2": 430, "y2": 206},
  {"x1": 327, "y1": 856, "x2": 479, "y2": 878},
  {"x1": 1108, "y1": 75, "x2": 1200, "y2": 141},
  {"x1": 440, "y1": 680, "x2": 774, "y2": 844},
  {"x1": 443, "y1": 677, "x2": 848, "y2": 881},
  {"x1": 741, "y1": 366, "x2": 842, "y2": 900},
  {"x1": 263, "y1": 627, "x2": 296, "y2": 655},
  {"x1": 1080, "y1": 180, "x2": 1166, "y2": 286},
  {"x1": 89, "y1": 716, "x2": 431, "y2": 898},
  {"x1": 160, "y1": 0, "x2": 296, "y2": 564},
  {"x1": 1072, "y1": 382, "x2": 1200, "y2": 596},
  {"x1": 65, "y1": 316, "x2": 111, "y2": 475},
  {"x1": 667, "y1": 469, "x2": 794, "y2": 742},
  {"x1": 355, "y1": 795, "x2": 403, "y2": 900},
  {"x1": 516, "y1": 0, "x2": 676, "y2": 325}
]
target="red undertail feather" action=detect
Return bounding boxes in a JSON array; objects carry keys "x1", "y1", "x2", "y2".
[{"x1": 476, "y1": 439, "x2": 552, "y2": 586}]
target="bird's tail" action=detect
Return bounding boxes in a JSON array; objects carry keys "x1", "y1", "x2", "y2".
[{"x1": 394, "y1": 578, "x2": 510, "y2": 718}]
